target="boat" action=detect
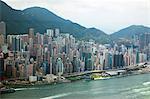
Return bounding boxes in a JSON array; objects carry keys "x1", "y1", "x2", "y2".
[
  {"x1": 92, "y1": 76, "x2": 111, "y2": 80},
  {"x1": 90, "y1": 73, "x2": 111, "y2": 80},
  {"x1": 82, "y1": 75, "x2": 91, "y2": 81},
  {"x1": 0, "y1": 88, "x2": 15, "y2": 94}
]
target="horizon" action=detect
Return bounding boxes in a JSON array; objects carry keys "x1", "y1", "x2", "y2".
[{"x1": 1, "y1": 0, "x2": 150, "y2": 34}]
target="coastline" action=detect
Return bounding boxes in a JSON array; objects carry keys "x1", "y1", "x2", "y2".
[
  {"x1": 2, "y1": 72, "x2": 150, "y2": 99},
  {"x1": 2, "y1": 72, "x2": 150, "y2": 90},
  {"x1": 1, "y1": 63, "x2": 150, "y2": 89}
]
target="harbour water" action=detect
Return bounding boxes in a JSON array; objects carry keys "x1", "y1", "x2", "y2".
[{"x1": 1, "y1": 73, "x2": 150, "y2": 99}]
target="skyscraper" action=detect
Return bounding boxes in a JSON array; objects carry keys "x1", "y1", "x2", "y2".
[
  {"x1": 0, "y1": 21, "x2": 6, "y2": 42},
  {"x1": 29, "y1": 28, "x2": 34, "y2": 38},
  {"x1": 0, "y1": 58, "x2": 4, "y2": 80},
  {"x1": 112, "y1": 53, "x2": 124, "y2": 69},
  {"x1": 56, "y1": 58, "x2": 64, "y2": 75},
  {"x1": 72, "y1": 56, "x2": 79, "y2": 72},
  {"x1": 46, "y1": 29, "x2": 54, "y2": 37},
  {"x1": 54, "y1": 28, "x2": 60, "y2": 37},
  {"x1": 0, "y1": 34, "x2": 4, "y2": 46},
  {"x1": 0, "y1": 21, "x2": 6, "y2": 36},
  {"x1": 104, "y1": 52, "x2": 112, "y2": 70},
  {"x1": 139, "y1": 33, "x2": 150, "y2": 50}
]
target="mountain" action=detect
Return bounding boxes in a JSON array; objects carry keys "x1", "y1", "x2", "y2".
[
  {"x1": 111, "y1": 25, "x2": 150, "y2": 40},
  {"x1": 0, "y1": 1, "x2": 108, "y2": 43},
  {"x1": 1, "y1": 1, "x2": 150, "y2": 43},
  {"x1": 81, "y1": 28, "x2": 110, "y2": 43}
]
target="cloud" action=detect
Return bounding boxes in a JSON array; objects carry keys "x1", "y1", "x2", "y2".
[{"x1": 2, "y1": 0, "x2": 150, "y2": 34}]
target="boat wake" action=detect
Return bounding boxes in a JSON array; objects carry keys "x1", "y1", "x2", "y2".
[
  {"x1": 119, "y1": 81, "x2": 150, "y2": 98},
  {"x1": 40, "y1": 90, "x2": 92, "y2": 99},
  {"x1": 126, "y1": 82, "x2": 150, "y2": 96},
  {"x1": 15, "y1": 87, "x2": 38, "y2": 91},
  {"x1": 143, "y1": 81, "x2": 150, "y2": 86},
  {"x1": 132, "y1": 87, "x2": 150, "y2": 93},
  {"x1": 40, "y1": 93, "x2": 71, "y2": 99},
  {"x1": 140, "y1": 91, "x2": 150, "y2": 95}
]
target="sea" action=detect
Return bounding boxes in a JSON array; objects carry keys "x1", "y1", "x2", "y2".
[{"x1": 1, "y1": 73, "x2": 150, "y2": 99}]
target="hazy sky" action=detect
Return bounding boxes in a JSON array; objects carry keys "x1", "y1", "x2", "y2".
[{"x1": 2, "y1": 0, "x2": 150, "y2": 34}]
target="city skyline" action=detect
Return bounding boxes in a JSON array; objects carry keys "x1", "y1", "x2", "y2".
[
  {"x1": 0, "y1": 1, "x2": 150, "y2": 98},
  {"x1": 2, "y1": 0, "x2": 150, "y2": 34}
]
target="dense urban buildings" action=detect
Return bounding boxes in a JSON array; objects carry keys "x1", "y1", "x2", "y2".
[{"x1": 0, "y1": 21, "x2": 149, "y2": 81}]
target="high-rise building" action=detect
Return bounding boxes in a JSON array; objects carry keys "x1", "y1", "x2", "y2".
[
  {"x1": 46, "y1": 29, "x2": 54, "y2": 37},
  {"x1": 27, "y1": 64, "x2": 34, "y2": 77},
  {"x1": 139, "y1": 53, "x2": 147, "y2": 63},
  {"x1": 0, "y1": 21, "x2": 6, "y2": 40},
  {"x1": 83, "y1": 52, "x2": 92, "y2": 71},
  {"x1": 70, "y1": 35, "x2": 75, "y2": 48},
  {"x1": 5, "y1": 64, "x2": 13, "y2": 78},
  {"x1": 41, "y1": 61, "x2": 49, "y2": 75},
  {"x1": 10, "y1": 35, "x2": 22, "y2": 51},
  {"x1": 29, "y1": 28, "x2": 34, "y2": 38},
  {"x1": 55, "y1": 58, "x2": 64, "y2": 75},
  {"x1": 0, "y1": 34, "x2": 4, "y2": 46},
  {"x1": 104, "y1": 52, "x2": 112, "y2": 70},
  {"x1": 112, "y1": 53, "x2": 124, "y2": 69},
  {"x1": 0, "y1": 58, "x2": 4, "y2": 80},
  {"x1": 72, "y1": 56, "x2": 80, "y2": 72},
  {"x1": 139, "y1": 33, "x2": 150, "y2": 50},
  {"x1": 54, "y1": 28, "x2": 60, "y2": 37}
]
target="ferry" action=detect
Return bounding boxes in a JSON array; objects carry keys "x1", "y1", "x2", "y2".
[{"x1": 90, "y1": 73, "x2": 111, "y2": 80}]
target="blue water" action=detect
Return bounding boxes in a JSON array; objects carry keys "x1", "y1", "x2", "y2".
[{"x1": 1, "y1": 73, "x2": 150, "y2": 99}]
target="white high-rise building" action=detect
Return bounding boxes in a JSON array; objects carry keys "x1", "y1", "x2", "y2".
[
  {"x1": 55, "y1": 28, "x2": 60, "y2": 37},
  {"x1": 46, "y1": 29, "x2": 54, "y2": 37},
  {"x1": 56, "y1": 58, "x2": 64, "y2": 75}
]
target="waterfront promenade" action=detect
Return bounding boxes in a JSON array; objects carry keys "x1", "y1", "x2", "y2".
[{"x1": 63, "y1": 62, "x2": 150, "y2": 78}]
